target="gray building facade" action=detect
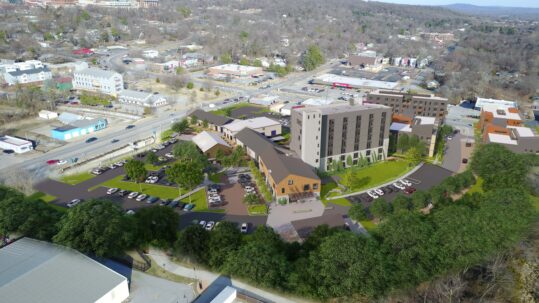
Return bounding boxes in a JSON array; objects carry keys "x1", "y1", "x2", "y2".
[
  {"x1": 290, "y1": 103, "x2": 392, "y2": 171},
  {"x1": 366, "y1": 90, "x2": 448, "y2": 121}
]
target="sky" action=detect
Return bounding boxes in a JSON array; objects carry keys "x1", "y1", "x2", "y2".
[{"x1": 375, "y1": 0, "x2": 539, "y2": 8}]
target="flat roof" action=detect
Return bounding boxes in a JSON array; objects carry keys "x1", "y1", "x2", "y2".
[
  {"x1": 488, "y1": 133, "x2": 517, "y2": 145},
  {"x1": 315, "y1": 73, "x2": 398, "y2": 89},
  {"x1": 75, "y1": 67, "x2": 120, "y2": 79},
  {"x1": 296, "y1": 102, "x2": 390, "y2": 115},
  {"x1": 0, "y1": 135, "x2": 32, "y2": 146},
  {"x1": 390, "y1": 122, "x2": 412, "y2": 132},
  {"x1": 302, "y1": 98, "x2": 337, "y2": 106},
  {"x1": 508, "y1": 126, "x2": 534, "y2": 137},
  {"x1": 482, "y1": 105, "x2": 522, "y2": 121},
  {"x1": 224, "y1": 117, "x2": 280, "y2": 133},
  {"x1": 476, "y1": 97, "x2": 517, "y2": 109},
  {"x1": 415, "y1": 116, "x2": 437, "y2": 125},
  {"x1": 210, "y1": 64, "x2": 260, "y2": 73},
  {"x1": 119, "y1": 89, "x2": 152, "y2": 101},
  {"x1": 0, "y1": 238, "x2": 127, "y2": 303}
]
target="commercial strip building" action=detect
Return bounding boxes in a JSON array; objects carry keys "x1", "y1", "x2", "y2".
[
  {"x1": 118, "y1": 89, "x2": 167, "y2": 107},
  {"x1": 223, "y1": 117, "x2": 281, "y2": 139},
  {"x1": 477, "y1": 105, "x2": 539, "y2": 153},
  {"x1": 390, "y1": 114, "x2": 438, "y2": 157},
  {"x1": 312, "y1": 73, "x2": 399, "y2": 90},
  {"x1": 235, "y1": 128, "x2": 321, "y2": 202},
  {"x1": 290, "y1": 103, "x2": 392, "y2": 171},
  {"x1": 348, "y1": 51, "x2": 383, "y2": 68},
  {"x1": 51, "y1": 118, "x2": 108, "y2": 140},
  {"x1": 0, "y1": 238, "x2": 129, "y2": 303},
  {"x1": 0, "y1": 135, "x2": 33, "y2": 153},
  {"x1": 73, "y1": 68, "x2": 124, "y2": 96},
  {"x1": 207, "y1": 64, "x2": 263, "y2": 78},
  {"x1": 366, "y1": 89, "x2": 448, "y2": 121},
  {"x1": 192, "y1": 131, "x2": 231, "y2": 158}
]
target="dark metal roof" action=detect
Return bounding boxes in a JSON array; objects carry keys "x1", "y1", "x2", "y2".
[
  {"x1": 190, "y1": 109, "x2": 233, "y2": 126},
  {"x1": 8, "y1": 66, "x2": 50, "y2": 77},
  {"x1": 235, "y1": 128, "x2": 319, "y2": 183}
]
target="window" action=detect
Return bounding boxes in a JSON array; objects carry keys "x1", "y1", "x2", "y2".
[
  {"x1": 340, "y1": 155, "x2": 345, "y2": 161},
  {"x1": 378, "y1": 148, "x2": 383, "y2": 153},
  {"x1": 303, "y1": 184, "x2": 310, "y2": 191},
  {"x1": 281, "y1": 188, "x2": 285, "y2": 194},
  {"x1": 328, "y1": 158, "x2": 333, "y2": 163},
  {"x1": 288, "y1": 179, "x2": 293, "y2": 185},
  {"x1": 354, "y1": 152, "x2": 358, "y2": 158},
  {"x1": 313, "y1": 183, "x2": 319, "y2": 190},
  {"x1": 366, "y1": 150, "x2": 371, "y2": 156}
]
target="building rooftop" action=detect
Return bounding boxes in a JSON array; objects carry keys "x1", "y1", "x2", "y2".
[
  {"x1": 210, "y1": 64, "x2": 260, "y2": 73},
  {"x1": 508, "y1": 126, "x2": 535, "y2": 137},
  {"x1": 192, "y1": 131, "x2": 230, "y2": 153},
  {"x1": 296, "y1": 102, "x2": 390, "y2": 115},
  {"x1": 7, "y1": 66, "x2": 50, "y2": 77},
  {"x1": 0, "y1": 135, "x2": 31, "y2": 146},
  {"x1": 191, "y1": 109, "x2": 233, "y2": 126},
  {"x1": 235, "y1": 128, "x2": 319, "y2": 183},
  {"x1": 488, "y1": 133, "x2": 517, "y2": 145},
  {"x1": 315, "y1": 74, "x2": 399, "y2": 89},
  {"x1": 0, "y1": 238, "x2": 127, "y2": 303},
  {"x1": 75, "y1": 67, "x2": 120, "y2": 79},
  {"x1": 119, "y1": 89, "x2": 152, "y2": 101},
  {"x1": 301, "y1": 98, "x2": 339, "y2": 106},
  {"x1": 476, "y1": 97, "x2": 517, "y2": 109},
  {"x1": 390, "y1": 122, "x2": 412, "y2": 133},
  {"x1": 482, "y1": 105, "x2": 522, "y2": 121},
  {"x1": 223, "y1": 117, "x2": 280, "y2": 133},
  {"x1": 414, "y1": 116, "x2": 437, "y2": 125}
]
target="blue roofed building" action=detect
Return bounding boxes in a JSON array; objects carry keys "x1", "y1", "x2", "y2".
[{"x1": 51, "y1": 118, "x2": 107, "y2": 140}]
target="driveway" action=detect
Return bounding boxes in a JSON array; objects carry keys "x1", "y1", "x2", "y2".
[
  {"x1": 442, "y1": 133, "x2": 474, "y2": 173},
  {"x1": 219, "y1": 179, "x2": 248, "y2": 216}
]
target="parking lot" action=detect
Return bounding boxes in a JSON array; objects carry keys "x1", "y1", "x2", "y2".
[{"x1": 345, "y1": 164, "x2": 453, "y2": 206}]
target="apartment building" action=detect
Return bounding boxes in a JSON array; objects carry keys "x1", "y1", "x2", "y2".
[
  {"x1": 366, "y1": 89, "x2": 448, "y2": 121},
  {"x1": 290, "y1": 103, "x2": 392, "y2": 171},
  {"x1": 389, "y1": 114, "x2": 438, "y2": 157},
  {"x1": 478, "y1": 105, "x2": 539, "y2": 154},
  {"x1": 118, "y1": 89, "x2": 167, "y2": 107},
  {"x1": 73, "y1": 68, "x2": 123, "y2": 96},
  {"x1": 1, "y1": 60, "x2": 52, "y2": 85}
]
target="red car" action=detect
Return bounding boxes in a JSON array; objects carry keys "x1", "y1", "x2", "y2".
[
  {"x1": 46, "y1": 159, "x2": 59, "y2": 165},
  {"x1": 403, "y1": 187, "x2": 417, "y2": 195}
]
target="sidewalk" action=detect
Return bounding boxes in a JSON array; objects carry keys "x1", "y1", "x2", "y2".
[{"x1": 147, "y1": 249, "x2": 312, "y2": 303}]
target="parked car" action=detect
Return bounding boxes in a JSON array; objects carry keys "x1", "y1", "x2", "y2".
[
  {"x1": 118, "y1": 190, "x2": 129, "y2": 197},
  {"x1": 177, "y1": 202, "x2": 186, "y2": 209},
  {"x1": 393, "y1": 182, "x2": 405, "y2": 190},
  {"x1": 126, "y1": 125, "x2": 135, "y2": 129},
  {"x1": 57, "y1": 160, "x2": 67, "y2": 165},
  {"x1": 165, "y1": 152, "x2": 174, "y2": 158},
  {"x1": 67, "y1": 199, "x2": 82, "y2": 208},
  {"x1": 240, "y1": 223, "x2": 248, "y2": 233},
  {"x1": 2, "y1": 149, "x2": 14, "y2": 154},
  {"x1": 111, "y1": 139, "x2": 120, "y2": 143},
  {"x1": 205, "y1": 221, "x2": 215, "y2": 231},
  {"x1": 367, "y1": 191, "x2": 379, "y2": 199},
  {"x1": 183, "y1": 203, "x2": 195, "y2": 211},
  {"x1": 46, "y1": 159, "x2": 59, "y2": 165},
  {"x1": 168, "y1": 201, "x2": 179, "y2": 208},
  {"x1": 374, "y1": 188, "x2": 384, "y2": 196},
  {"x1": 403, "y1": 187, "x2": 417, "y2": 195},
  {"x1": 125, "y1": 210, "x2": 136, "y2": 215},
  {"x1": 128, "y1": 191, "x2": 139, "y2": 199},
  {"x1": 106, "y1": 188, "x2": 118, "y2": 195},
  {"x1": 136, "y1": 194, "x2": 148, "y2": 202},
  {"x1": 462, "y1": 158, "x2": 468, "y2": 164},
  {"x1": 199, "y1": 220, "x2": 207, "y2": 227},
  {"x1": 399, "y1": 179, "x2": 412, "y2": 187},
  {"x1": 91, "y1": 168, "x2": 103, "y2": 175},
  {"x1": 147, "y1": 196, "x2": 159, "y2": 204}
]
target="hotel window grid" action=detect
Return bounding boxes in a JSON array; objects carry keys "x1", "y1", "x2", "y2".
[{"x1": 341, "y1": 117, "x2": 348, "y2": 153}]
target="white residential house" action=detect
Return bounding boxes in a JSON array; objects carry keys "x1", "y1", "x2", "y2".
[
  {"x1": 73, "y1": 68, "x2": 124, "y2": 97},
  {"x1": 142, "y1": 50, "x2": 159, "y2": 59},
  {"x1": 118, "y1": 89, "x2": 167, "y2": 107}
]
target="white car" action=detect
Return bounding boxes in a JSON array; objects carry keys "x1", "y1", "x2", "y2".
[
  {"x1": 108, "y1": 164, "x2": 117, "y2": 169},
  {"x1": 136, "y1": 194, "x2": 148, "y2": 202},
  {"x1": 165, "y1": 152, "x2": 174, "y2": 158},
  {"x1": 128, "y1": 191, "x2": 139, "y2": 199},
  {"x1": 107, "y1": 188, "x2": 119, "y2": 195},
  {"x1": 205, "y1": 221, "x2": 215, "y2": 231},
  {"x1": 367, "y1": 191, "x2": 379, "y2": 199},
  {"x1": 240, "y1": 223, "x2": 248, "y2": 233},
  {"x1": 67, "y1": 199, "x2": 81, "y2": 208},
  {"x1": 199, "y1": 220, "x2": 207, "y2": 227},
  {"x1": 126, "y1": 210, "x2": 136, "y2": 215},
  {"x1": 400, "y1": 179, "x2": 412, "y2": 187},
  {"x1": 57, "y1": 160, "x2": 68, "y2": 165},
  {"x1": 374, "y1": 188, "x2": 384, "y2": 196},
  {"x1": 393, "y1": 182, "x2": 405, "y2": 190},
  {"x1": 115, "y1": 161, "x2": 124, "y2": 167}
]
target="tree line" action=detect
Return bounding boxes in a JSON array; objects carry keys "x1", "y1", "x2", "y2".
[{"x1": 0, "y1": 144, "x2": 536, "y2": 301}]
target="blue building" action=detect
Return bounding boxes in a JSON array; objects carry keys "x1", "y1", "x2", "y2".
[{"x1": 51, "y1": 118, "x2": 108, "y2": 141}]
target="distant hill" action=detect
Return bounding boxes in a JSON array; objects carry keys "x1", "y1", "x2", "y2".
[{"x1": 444, "y1": 3, "x2": 539, "y2": 19}]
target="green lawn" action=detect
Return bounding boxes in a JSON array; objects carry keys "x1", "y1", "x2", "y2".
[
  {"x1": 359, "y1": 220, "x2": 377, "y2": 232},
  {"x1": 59, "y1": 171, "x2": 95, "y2": 185},
  {"x1": 248, "y1": 204, "x2": 268, "y2": 215},
  {"x1": 320, "y1": 182, "x2": 351, "y2": 206},
  {"x1": 179, "y1": 189, "x2": 224, "y2": 213},
  {"x1": 467, "y1": 177, "x2": 484, "y2": 194},
  {"x1": 29, "y1": 192, "x2": 66, "y2": 212},
  {"x1": 98, "y1": 175, "x2": 184, "y2": 199},
  {"x1": 337, "y1": 160, "x2": 414, "y2": 193},
  {"x1": 327, "y1": 197, "x2": 352, "y2": 207}
]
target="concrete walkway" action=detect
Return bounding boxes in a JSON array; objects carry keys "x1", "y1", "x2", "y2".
[
  {"x1": 147, "y1": 249, "x2": 312, "y2": 303},
  {"x1": 326, "y1": 162, "x2": 424, "y2": 200},
  {"x1": 267, "y1": 199, "x2": 325, "y2": 229}
]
